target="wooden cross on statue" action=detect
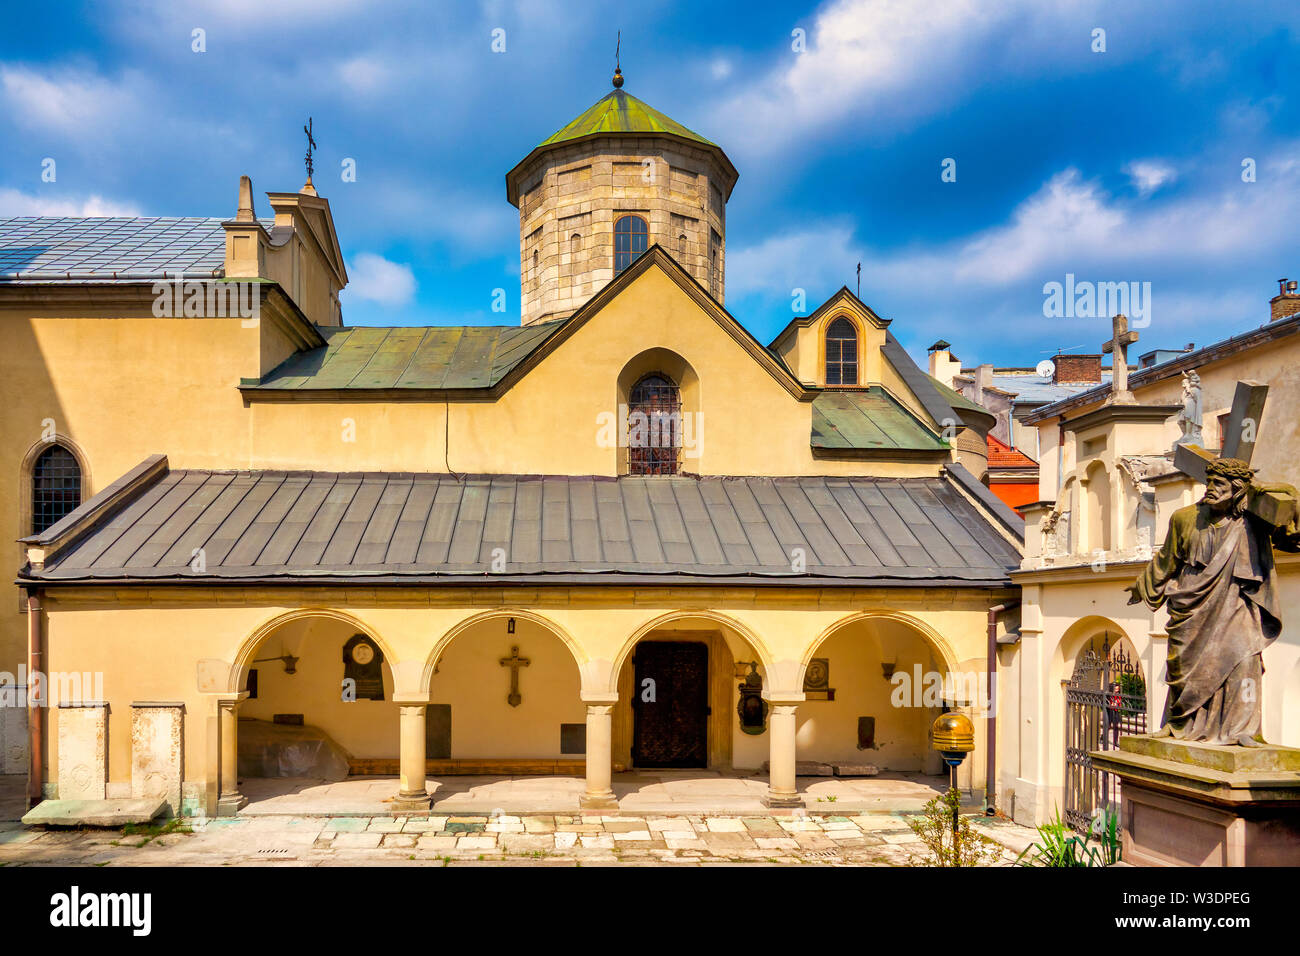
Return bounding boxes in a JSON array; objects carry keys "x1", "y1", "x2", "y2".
[
  {"x1": 499, "y1": 645, "x2": 530, "y2": 707},
  {"x1": 1173, "y1": 380, "x2": 1296, "y2": 527},
  {"x1": 1102, "y1": 313, "x2": 1139, "y2": 404}
]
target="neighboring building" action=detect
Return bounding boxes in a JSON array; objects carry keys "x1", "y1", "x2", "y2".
[
  {"x1": 999, "y1": 290, "x2": 1300, "y2": 829},
  {"x1": 985, "y1": 435, "x2": 1039, "y2": 514},
  {"x1": 2, "y1": 76, "x2": 1021, "y2": 817}
]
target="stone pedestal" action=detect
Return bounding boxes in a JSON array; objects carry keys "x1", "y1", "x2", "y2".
[{"x1": 1091, "y1": 735, "x2": 1300, "y2": 867}]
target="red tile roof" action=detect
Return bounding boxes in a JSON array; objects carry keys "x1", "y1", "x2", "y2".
[{"x1": 987, "y1": 434, "x2": 1037, "y2": 469}]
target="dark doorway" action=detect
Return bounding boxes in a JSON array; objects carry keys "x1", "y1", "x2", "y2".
[{"x1": 632, "y1": 641, "x2": 709, "y2": 768}]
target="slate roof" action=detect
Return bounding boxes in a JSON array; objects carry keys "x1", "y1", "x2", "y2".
[
  {"x1": 24, "y1": 469, "x2": 1021, "y2": 587},
  {"x1": 810, "y1": 389, "x2": 947, "y2": 454},
  {"x1": 248, "y1": 321, "x2": 567, "y2": 391},
  {"x1": 0, "y1": 217, "x2": 258, "y2": 280}
]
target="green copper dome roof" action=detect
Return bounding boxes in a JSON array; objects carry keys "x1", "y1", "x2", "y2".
[
  {"x1": 538, "y1": 89, "x2": 717, "y2": 149},
  {"x1": 506, "y1": 86, "x2": 738, "y2": 206}
]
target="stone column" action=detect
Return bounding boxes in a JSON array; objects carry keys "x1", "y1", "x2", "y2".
[
  {"x1": 764, "y1": 696, "x2": 804, "y2": 808},
  {"x1": 216, "y1": 693, "x2": 247, "y2": 817},
  {"x1": 394, "y1": 701, "x2": 431, "y2": 813},
  {"x1": 580, "y1": 700, "x2": 617, "y2": 810}
]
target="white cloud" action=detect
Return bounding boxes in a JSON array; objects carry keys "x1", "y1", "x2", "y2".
[
  {"x1": 730, "y1": 151, "x2": 1300, "y2": 305},
  {"x1": 1125, "y1": 159, "x2": 1176, "y2": 196},
  {"x1": 344, "y1": 252, "x2": 417, "y2": 307},
  {"x1": 0, "y1": 188, "x2": 142, "y2": 217},
  {"x1": 0, "y1": 66, "x2": 128, "y2": 135},
  {"x1": 708, "y1": 0, "x2": 1089, "y2": 154}
]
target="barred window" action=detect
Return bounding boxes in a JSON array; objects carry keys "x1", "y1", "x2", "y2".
[
  {"x1": 825, "y1": 317, "x2": 858, "y2": 385},
  {"x1": 32, "y1": 444, "x2": 81, "y2": 534},
  {"x1": 627, "y1": 373, "x2": 681, "y2": 476},
  {"x1": 614, "y1": 215, "x2": 648, "y2": 275}
]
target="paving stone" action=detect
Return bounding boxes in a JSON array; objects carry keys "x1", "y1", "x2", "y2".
[
  {"x1": 416, "y1": 836, "x2": 458, "y2": 851},
  {"x1": 368, "y1": 817, "x2": 405, "y2": 832},
  {"x1": 522, "y1": 818, "x2": 556, "y2": 833},
  {"x1": 402, "y1": 819, "x2": 443, "y2": 832},
  {"x1": 554, "y1": 831, "x2": 579, "y2": 849},
  {"x1": 381, "y1": 834, "x2": 418, "y2": 848},
  {"x1": 611, "y1": 830, "x2": 652, "y2": 841},
  {"x1": 446, "y1": 821, "x2": 485, "y2": 833},
  {"x1": 448, "y1": 816, "x2": 487, "y2": 823},
  {"x1": 665, "y1": 838, "x2": 708, "y2": 850},
  {"x1": 325, "y1": 818, "x2": 369, "y2": 832},
  {"x1": 456, "y1": 836, "x2": 497, "y2": 850},
  {"x1": 486, "y1": 823, "x2": 525, "y2": 833},
  {"x1": 755, "y1": 837, "x2": 800, "y2": 850},
  {"x1": 580, "y1": 834, "x2": 614, "y2": 849},
  {"x1": 333, "y1": 832, "x2": 383, "y2": 848},
  {"x1": 705, "y1": 818, "x2": 747, "y2": 832},
  {"x1": 879, "y1": 831, "x2": 920, "y2": 844}
]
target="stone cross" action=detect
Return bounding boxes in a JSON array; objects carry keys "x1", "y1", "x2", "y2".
[
  {"x1": 1101, "y1": 313, "x2": 1139, "y2": 404},
  {"x1": 1173, "y1": 380, "x2": 1294, "y2": 527},
  {"x1": 498, "y1": 645, "x2": 530, "y2": 708}
]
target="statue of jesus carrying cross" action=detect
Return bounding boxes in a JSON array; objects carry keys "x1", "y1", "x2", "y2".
[{"x1": 1127, "y1": 381, "x2": 1300, "y2": 745}]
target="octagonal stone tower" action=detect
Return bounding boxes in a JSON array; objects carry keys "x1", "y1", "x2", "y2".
[{"x1": 506, "y1": 75, "x2": 739, "y2": 326}]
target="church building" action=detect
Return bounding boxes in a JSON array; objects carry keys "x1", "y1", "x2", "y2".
[{"x1": 1, "y1": 75, "x2": 1022, "y2": 817}]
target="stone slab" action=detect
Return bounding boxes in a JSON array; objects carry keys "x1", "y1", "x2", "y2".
[
  {"x1": 22, "y1": 798, "x2": 166, "y2": 828},
  {"x1": 833, "y1": 764, "x2": 880, "y2": 777},
  {"x1": 131, "y1": 703, "x2": 183, "y2": 816},
  {"x1": 57, "y1": 705, "x2": 106, "y2": 800}
]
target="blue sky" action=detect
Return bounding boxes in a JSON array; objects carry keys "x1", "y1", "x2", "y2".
[{"x1": 3, "y1": 0, "x2": 1299, "y2": 367}]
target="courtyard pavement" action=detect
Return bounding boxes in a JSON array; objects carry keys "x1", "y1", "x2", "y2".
[{"x1": 0, "y1": 773, "x2": 1038, "y2": 866}]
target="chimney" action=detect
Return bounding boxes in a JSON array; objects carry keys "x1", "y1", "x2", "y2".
[
  {"x1": 927, "y1": 340, "x2": 961, "y2": 389},
  {"x1": 1271, "y1": 278, "x2": 1300, "y2": 322},
  {"x1": 1053, "y1": 354, "x2": 1103, "y2": 385}
]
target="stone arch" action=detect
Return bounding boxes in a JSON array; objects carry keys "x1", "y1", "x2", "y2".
[
  {"x1": 1053, "y1": 614, "x2": 1145, "y2": 688},
  {"x1": 420, "y1": 608, "x2": 585, "y2": 691},
  {"x1": 18, "y1": 433, "x2": 91, "y2": 539},
  {"x1": 800, "y1": 609, "x2": 960, "y2": 683},
  {"x1": 230, "y1": 607, "x2": 398, "y2": 694},
  {"x1": 608, "y1": 609, "x2": 774, "y2": 692},
  {"x1": 609, "y1": 609, "x2": 772, "y2": 772}
]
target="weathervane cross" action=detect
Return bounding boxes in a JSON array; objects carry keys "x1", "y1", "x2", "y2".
[{"x1": 303, "y1": 117, "x2": 317, "y2": 183}]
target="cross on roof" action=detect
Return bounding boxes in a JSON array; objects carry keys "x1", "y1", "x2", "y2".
[
  {"x1": 303, "y1": 117, "x2": 317, "y2": 184},
  {"x1": 1173, "y1": 380, "x2": 1294, "y2": 526},
  {"x1": 1101, "y1": 313, "x2": 1139, "y2": 404}
]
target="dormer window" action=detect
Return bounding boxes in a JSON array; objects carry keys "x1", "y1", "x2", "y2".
[
  {"x1": 825, "y1": 317, "x2": 858, "y2": 385},
  {"x1": 614, "y1": 215, "x2": 648, "y2": 275}
]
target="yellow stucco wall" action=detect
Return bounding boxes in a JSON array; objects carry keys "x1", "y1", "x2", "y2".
[
  {"x1": 2, "y1": 261, "x2": 963, "y2": 678},
  {"x1": 31, "y1": 585, "x2": 1001, "y2": 802}
]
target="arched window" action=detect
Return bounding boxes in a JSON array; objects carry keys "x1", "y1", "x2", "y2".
[
  {"x1": 614, "y1": 215, "x2": 648, "y2": 275},
  {"x1": 32, "y1": 444, "x2": 81, "y2": 534},
  {"x1": 627, "y1": 373, "x2": 681, "y2": 476},
  {"x1": 825, "y1": 317, "x2": 858, "y2": 385}
]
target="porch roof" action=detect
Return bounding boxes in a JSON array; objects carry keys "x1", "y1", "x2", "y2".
[{"x1": 19, "y1": 465, "x2": 1022, "y2": 588}]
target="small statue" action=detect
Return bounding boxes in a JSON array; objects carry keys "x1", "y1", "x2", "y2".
[
  {"x1": 1127, "y1": 458, "x2": 1300, "y2": 745},
  {"x1": 1177, "y1": 370, "x2": 1203, "y2": 446}
]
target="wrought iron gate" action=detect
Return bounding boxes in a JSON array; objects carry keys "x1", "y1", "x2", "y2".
[{"x1": 1064, "y1": 640, "x2": 1146, "y2": 834}]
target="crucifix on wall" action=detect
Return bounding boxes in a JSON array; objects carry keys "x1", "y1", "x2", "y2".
[
  {"x1": 1173, "y1": 380, "x2": 1296, "y2": 527},
  {"x1": 499, "y1": 645, "x2": 530, "y2": 707},
  {"x1": 1102, "y1": 313, "x2": 1139, "y2": 405}
]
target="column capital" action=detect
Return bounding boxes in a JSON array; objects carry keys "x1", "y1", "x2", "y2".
[
  {"x1": 762, "y1": 691, "x2": 805, "y2": 705},
  {"x1": 581, "y1": 692, "x2": 619, "y2": 705},
  {"x1": 215, "y1": 691, "x2": 249, "y2": 708},
  {"x1": 392, "y1": 693, "x2": 433, "y2": 706}
]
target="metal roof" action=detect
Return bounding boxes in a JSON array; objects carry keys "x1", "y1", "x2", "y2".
[
  {"x1": 539, "y1": 90, "x2": 717, "y2": 149},
  {"x1": 0, "y1": 217, "x2": 259, "y2": 280},
  {"x1": 811, "y1": 388, "x2": 947, "y2": 453},
  {"x1": 25, "y1": 470, "x2": 1021, "y2": 586},
  {"x1": 249, "y1": 321, "x2": 566, "y2": 391}
]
